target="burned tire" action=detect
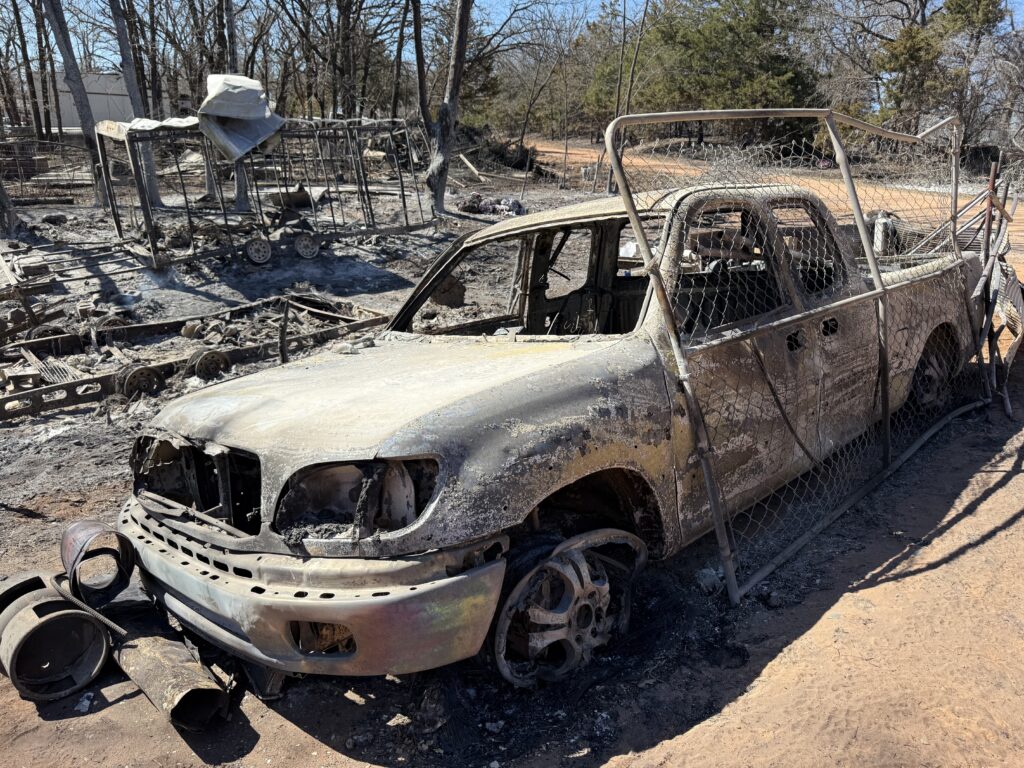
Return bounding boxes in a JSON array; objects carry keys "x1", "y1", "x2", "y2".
[
  {"x1": 910, "y1": 331, "x2": 958, "y2": 414},
  {"x1": 490, "y1": 529, "x2": 646, "y2": 687}
]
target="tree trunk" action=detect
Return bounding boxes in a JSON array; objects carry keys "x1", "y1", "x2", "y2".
[
  {"x1": 32, "y1": 0, "x2": 53, "y2": 138},
  {"x1": 606, "y1": 0, "x2": 628, "y2": 193},
  {"x1": 516, "y1": 60, "x2": 557, "y2": 151},
  {"x1": 147, "y1": 0, "x2": 162, "y2": 117},
  {"x1": 390, "y1": 0, "x2": 409, "y2": 120},
  {"x1": 40, "y1": 0, "x2": 103, "y2": 203},
  {"x1": 623, "y1": 0, "x2": 649, "y2": 115},
  {"x1": 223, "y1": 0, "x2": 250, "y2": 212},
  {"x1": 108, "y1": 0, "x2": 162, "y2": 206},
  {"x1": 122, "y1": 0, "x2": 151, "y2": 112},
  {"x1": 413, "y1": 0, "x2": 473, "y2": 214},
  {"x1": 224, "y1": 0, "x2": 239, "y2": 71},
  {"x1": 45, "y1": 31, "x2": 64, "y2": 138},
  {"x1": 11, "y1": 0, "x2": 44, "y2": 139},
  {"x1": 0, "y1": 180, "x2": 21, "y2": 236},
  {"x1": 0, "y1": 55, "x2": 23, "y2": 128}
]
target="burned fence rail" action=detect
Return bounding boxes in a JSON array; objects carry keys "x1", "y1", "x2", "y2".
[
  {"x1": 95, "y1": 117, "x2": 433, "y2": 269},
  {"x1": 0, "y1": 294, "x2": 387, "y2": 422},
  {"x1": 606, "y1": 109, "x2": 1020, "y2": 602}
]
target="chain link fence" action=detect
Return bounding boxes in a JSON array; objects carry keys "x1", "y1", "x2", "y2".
[{"x1": 605, "y1": 110, "x2": 1021, "y2": 601}]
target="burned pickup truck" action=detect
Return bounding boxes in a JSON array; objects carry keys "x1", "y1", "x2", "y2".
[{"x1": 121, "y1": 170, "x2": 1019, "y2": 687}]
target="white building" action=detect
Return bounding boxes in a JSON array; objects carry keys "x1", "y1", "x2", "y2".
[{"x1": 31, "y1": 71, "x2": 186, "y2": 129}]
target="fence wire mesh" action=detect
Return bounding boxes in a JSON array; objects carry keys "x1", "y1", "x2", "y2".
[
  {"x1": 0, "y1": 138, "x2": 97, "y2": 206},
  {"x1": 607, "y1": 111, "x2": 1016, "y2": 599}
]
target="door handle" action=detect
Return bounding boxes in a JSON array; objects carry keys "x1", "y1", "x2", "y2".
[{"x1": 821, "y1": 317, "x2": 839, "y2": 336}]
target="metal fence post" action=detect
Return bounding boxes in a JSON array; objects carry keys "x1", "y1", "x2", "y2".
[
  {"x1": 605, "y1": 116, "x2": 741, "y2": 605},
  {"x1": 823, "y1": 114, "x2": 891, "y2": 466}
]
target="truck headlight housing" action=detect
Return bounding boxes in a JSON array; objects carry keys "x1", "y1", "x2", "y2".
[{"x1": 274, "y1": 459, "x2": 439, "y2": 540}]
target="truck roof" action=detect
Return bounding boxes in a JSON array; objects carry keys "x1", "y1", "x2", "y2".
[{"x1": 463, "y1": 184, "x2": 827, "y2": 246}]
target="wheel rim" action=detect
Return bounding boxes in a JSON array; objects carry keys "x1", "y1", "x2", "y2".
[
  {"x1": 294, "y1": 234, "x2": 319, "y2": 259},
  {"x1": 495, "y1": 548, "x2": 618, "y2": 686},
  {"x1": 194, "y1": 351, "x2": 229, "y2": 380},
  {"x1": 245, "y1": 238, "x2": 272, "y2": 265},
  {"x1": 121, "y1": 366, "x2": 163, "y2": 397}
]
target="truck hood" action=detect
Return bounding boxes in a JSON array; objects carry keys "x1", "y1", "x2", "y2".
[{"x1": 151, "y1": 336, "x2": 622, "y2": 458}]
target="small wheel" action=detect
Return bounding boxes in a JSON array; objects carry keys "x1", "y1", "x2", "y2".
[
  {"x1": 26, "y1": 323, "x2": 78, "y2": 355},
  {"x1": 492, "y1": 530, "x2": 646, "y2": 687},
  {"x1": 244, "y1": 238, "x2": 273, "y2": 265},
  {"x1": 96, "y1": 315, "x2": 128, "y2": 331},
  {"x1": 293, "y1": 233, "x2": 320, "y2": 259},
  {"x1": 118, "y1": 365, "x2": 164, "y2": 398},
  {"x1": 193, "y1": 350, "x2": 230, "y2": 380}
]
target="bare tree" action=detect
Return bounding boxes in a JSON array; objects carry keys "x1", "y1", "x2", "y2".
[
  {"x1": 10, "y1": 0, "x2": 43, "y2": 139},
  {"x1": 108, "y1": 0, "x2": 162, "y2": 205},
  {"x1": 40, "y1": 0, "x2": 103, "y2": 201},
  {"x1": 413, "y1": 0, "x2": 473, "y2": 213},
  {"x1": 223, "y1": 0, "x2": 251, "y2": 212},
  {"x1": 390, "y1": 0, "x2": 410, "y2": 119}
]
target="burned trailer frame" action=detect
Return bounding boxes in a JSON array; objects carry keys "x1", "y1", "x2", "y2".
[
  {"x1": 605, "y1": 108, "x2": 1019, "y2": 603},
  {"x1": 0, "y1": 294, "x2": 387, "y2": 422},
  {"x1": 95, "y1": 117, "x2": 433, "y2": 269}
]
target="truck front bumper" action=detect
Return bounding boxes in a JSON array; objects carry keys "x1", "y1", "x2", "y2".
[{"x1": 118, "y1": 498, "x2": 506, "y2": 676}]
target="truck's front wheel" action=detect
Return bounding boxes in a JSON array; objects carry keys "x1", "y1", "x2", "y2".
[{"x1": 491, "y1": 529, "x2": 646, "y2": 687}]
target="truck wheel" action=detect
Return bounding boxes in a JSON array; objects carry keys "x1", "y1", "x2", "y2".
[
  {"x1": 491, "y1": 529, "x2": 646, "y2": 687},
  {"x1": 910, "y1": 337, "x2": 956, "y2": 413}
]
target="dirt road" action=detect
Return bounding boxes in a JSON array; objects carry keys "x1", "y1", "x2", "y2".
[{"x1": 531, "y1": 135, "x2": 1024, "y2": 248}]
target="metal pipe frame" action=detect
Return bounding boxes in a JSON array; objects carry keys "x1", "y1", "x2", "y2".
[
  {"x1": 604, "y1": 108, "x2": 963, "y2": 604},
  {"x1": 94, "y1": 116, "x2": 432, "y2": 269}
]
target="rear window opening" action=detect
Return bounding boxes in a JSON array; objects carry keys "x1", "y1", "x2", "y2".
[{"x1": 672, "y1": 204, "x2": 789, "y2": 338}]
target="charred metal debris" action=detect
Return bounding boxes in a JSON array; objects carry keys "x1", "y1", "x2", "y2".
[
  {"x1": 0, "y1": 293, "x2": 386, "y2": 421},
  {"x1": 1, "y1": 77, "x2": 434, "y2": 309},
  {"x1": 94, "y1": 114, "x2": 433, "y2": 270},
  {"x1": 0, "y1": 522, "x2": 231, "y2": 729}
]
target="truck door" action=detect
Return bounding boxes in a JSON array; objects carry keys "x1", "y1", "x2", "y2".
[
  {"x1": 668, "y1": 196, "x2": 823, "y2": 528},
  {"x1": 770, "y1": 200, "x2": 880, "y2": 455}
]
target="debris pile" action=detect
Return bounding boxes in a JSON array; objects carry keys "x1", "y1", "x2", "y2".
[
  {"x1": 0, "y1": 521, "x2": 230, "y2": 730},
  {"x1": 0, "y1": 294, "x2": 387, "y2": 421},
  {"x1": 456, "y1": 194, "x2": 526, "y2": 216}
]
